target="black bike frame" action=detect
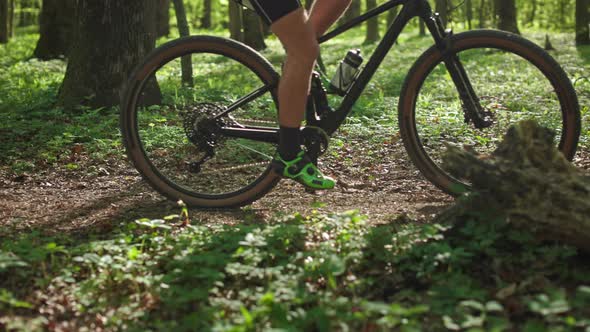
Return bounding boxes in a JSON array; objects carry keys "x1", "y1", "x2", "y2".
[{"x1": 219, "y1": 0, "x2": 482, "y2": 143}]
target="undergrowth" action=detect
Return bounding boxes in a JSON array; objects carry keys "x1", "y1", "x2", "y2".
[{"x1": 1, "y1": 207, "x2": 589, "y2": 331}]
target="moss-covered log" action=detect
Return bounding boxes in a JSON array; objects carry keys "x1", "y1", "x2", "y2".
[{"x1": 442, "y1": 120, "x2": 590, "y2": 252}]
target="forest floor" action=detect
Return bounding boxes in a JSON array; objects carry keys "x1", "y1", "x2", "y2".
[
  {"x1": 0, "y1": 131, "x2": 454, "y2": 235},
  {"x1": 2, "y1": 30, "x2": 590, "y2": 331}
]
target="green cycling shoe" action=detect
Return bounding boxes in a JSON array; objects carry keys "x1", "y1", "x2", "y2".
[{"x1": 272, "y1": 151, "x2": 335, "y2": 190}]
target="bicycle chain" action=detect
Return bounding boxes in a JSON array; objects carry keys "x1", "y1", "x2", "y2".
[
  {"x1": 233, "y1": 117, "x2": 277, "y2": 125},
  {"x1": 199, "y1": 161, "x2": 270, "y2": 174}
]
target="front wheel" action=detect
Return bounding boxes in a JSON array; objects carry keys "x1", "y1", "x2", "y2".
[
  {"x1": 399, "y1": 30, "x2": 580, "y2": 195},
  {"x1": 121, "y1": 36, "x2": 282, "y2": 208}
]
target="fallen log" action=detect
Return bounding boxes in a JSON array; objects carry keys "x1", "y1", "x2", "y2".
[{"x1": 441, "y1": 120, "x2": 590, "y2": 252}]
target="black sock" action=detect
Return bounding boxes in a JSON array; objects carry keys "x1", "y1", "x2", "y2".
[{"x1": 278, "y1": 125, "x2": 301, "y2": 160}]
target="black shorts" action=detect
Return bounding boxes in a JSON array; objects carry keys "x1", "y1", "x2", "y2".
[{"x1": 241, "y1": 0, "x2": 302, "y2": 25}]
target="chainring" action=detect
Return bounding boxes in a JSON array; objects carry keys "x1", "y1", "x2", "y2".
[{"x1": 302, "y1": 126, "x2": 330, "y2": 158}]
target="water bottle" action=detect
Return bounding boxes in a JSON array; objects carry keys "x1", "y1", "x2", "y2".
[{"x1": 330, "y1": 49, "x2": 363, "y2": 96}]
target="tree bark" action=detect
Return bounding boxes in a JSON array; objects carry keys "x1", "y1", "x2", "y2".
[
  {"x1": 201, "y1": 0, "x2": 212, "y2": 29},
  {"x1": 172, "y1": 0, "x2": 193, "y2": 86},
  {"x1": 243, "y1": 8, "x2": 265, "y2": 50},
  {"x1": 228, "y1": 0, "x2": 243, "y2": 41},
  {"x1": 58, "y1": 0, "x2": 161, "y2": 109},
  {"x1": 33, "y1": 0, "x2": 75, "y2": 60},
  {"x1": 495, "y1": 0, "x2": 520, "y2": 34},
  {"x1": 0, "y1": 0, "x2": 9, "y2": 43},
  {"x1": 364, "y1": 0, "x2": 379, "y2": 43},
  {"x1": 157, "y1": 0, "x2": 170, "y2": 37},
  {"x1": 435, "y1": 0, "x2": 448, "y2": 27},
  {"x1": 442, "y1": 120, "x2": 590, "y2": 253},
  {"x1": 576, "y1": 0, "x2": 590, "y2": 45}
]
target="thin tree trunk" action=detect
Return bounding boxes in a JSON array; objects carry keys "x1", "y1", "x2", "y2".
[
  {"x1": 527, "y1": 0, "x2": 537, "y2": 26},
  {"x1": 491, "y1": 0, "x2": 497, "y2": 26},
  {"x1": 495, "y1": 0, "x2": 520, "y2": 34},
  {"x1": 8, "y1": 0, "x2": 13, "y2": 38},
  {"x1": 172, "y1": 0, "x2": 193, "y2": 86},
  {"x1": 386, "y1": 7, "x2": 398, "y2": 27},
  {"x1": 0, "y1": 0, "x2": 9, "y2": 43},
  {"x1": 419, "y1": 19, "x2": 426, "y2": 36},
  {"x1": 465, "y1": 0, "x2": 473, "y2": 30},
  {"x1": 435, "y1": 0, "x2": 448, "y2": 27},
  {"x1": 157, "y1": 0, "x2": 170, "y2": 37},
  {"x1": 18, "y1": 0, "x2": 38, "y2": 27},
  {"x1": 243, "y1": 9, "x2": 265, "y2": 50},
  {"x1": 201, "y1": 0, "x2": 211, "y2": 29},
  {"x1": 58, "y1": 0, "x2": 161, "y2": 109},
  {"x1": 342, "y1": 0, "x2": 360, "y2": 24},
  {"x1": 559, "y1": 0, "x2": 566, "y2": 30},
  {"x1": 576, "y1": 0, "x2": 590, "y2": 45},
  {"x1": 33, "y1": 0, "x2": 75, "y2": 59},
  {"x1": 365, "y1": 0, "x2": 379, "y2": 43},
  {"x1": 478, "y1": 0, "x2": 486, "y2": 28},
  {"x1": 228, "y1": 1, "x2": 243, "y2": 41}
]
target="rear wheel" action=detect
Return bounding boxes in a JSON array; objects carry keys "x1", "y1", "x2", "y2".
[
  {"x1": 399, "y1": 30, "x2": 580, "y2": 195},
  {"x1": 121, "y1": 36, "x2": 281, "y2": 208}
]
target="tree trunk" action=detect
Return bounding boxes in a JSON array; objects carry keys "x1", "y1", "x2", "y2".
[
  {"x1": 443, "y1": 120, "x2": 590, "y2": 253},
  {"x1": 342, "y1": 0, "x2": 360, "y2": 24},
  {"x1": 364, "y1": 0, "x2": 379, "y2": 43},
  {"x1": 33, "y1": 0, "x2": 75, "y2": 60},
  {"x1": 0, "y1": 0, "x2": 10, "y2": 43},
  {"x1": 17, "y1": 0, "x2": 38, "y2": 27},
  {"x1": 228, "y1": 0, "x2": 243, "y2": 41},
  {"x1": 478, "y1": 0, "x2": 486, "y2": 28},
  {"x1": 465, "y1": 0, "x2": 473, "y2": 30},
  {"x1": 172, "y1": 0, "x2": 193, "y2": 86},
  {"x1": 157, "y1": 0, "x2": 170, "y2": 37},
  {"x1": 527, "y1": 0, "x2": 537, "y2": 26},
  {"x1": 7, "y1": 0, "x2": 12, "y2": 37},
  {"x1": 243, "y1": 9, "x2": 265, "y2": 50},
  {"x1": 491, "y1": 0, "x2": 496, "y2": 26},
  {"x1": 386, "y1": 7, "x2": 398, "y2": 28},
  {"x1": 201, "y1": 0, "x2": 211, "y2": 28},
  {"x1": 419, "y1": 19, "x2": 426, "y2": 35},
  {"x1": 495, "y1": 0, "x2": 520, "y2": 34},
  {"x1": 559, "y1": 0, "x2": 567, "y2": 30},
  {"x1": 576, "y1": 0, "x2": 590, "y2": 45},
  {"x1": 58, "y1": 0, "x2": 161, "y2": 109},
  {"x1": 435, "y1": 0, "x2": 448, "y2": 27}
]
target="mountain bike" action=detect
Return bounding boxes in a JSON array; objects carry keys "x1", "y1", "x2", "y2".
[{"x1": 120, "y1": 0, "x2": 580, "y2": 208}]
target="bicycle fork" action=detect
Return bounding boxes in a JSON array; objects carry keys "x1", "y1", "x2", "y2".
[{"x1": 424, "y1": 13, "x2": 493, "y2": 129}]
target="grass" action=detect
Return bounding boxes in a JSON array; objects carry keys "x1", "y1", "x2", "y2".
[{"x1": 1, "y1": 26, "x2": 589, "y2": 330}]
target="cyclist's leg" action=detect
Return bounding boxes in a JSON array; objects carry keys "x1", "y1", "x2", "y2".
[
  {"x1": 270, "y1": 8, "x2": 335, "y2": 189},
  {"x1": 271, "y1": 8, "x2": 318, "y2": 129},
  {"x1": 308, "y1": 0, "x2": 352, "y2": 36}
]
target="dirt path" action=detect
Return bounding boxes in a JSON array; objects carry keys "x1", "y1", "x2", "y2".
[
  {"x1": 2, "y1": 137, "x2": 588, "y2": 235},
  {"x1": 0, "y1": 139, "x2": 454, "y2": 235}
]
